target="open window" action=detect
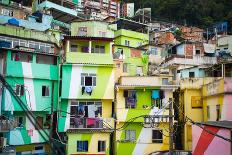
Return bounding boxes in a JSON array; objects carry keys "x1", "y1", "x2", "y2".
[
  {"x1": 35, "y1": 116, "x2": 43, "y2": 129},
  {"x1": 98, "y1": 141, "x2": 106, "y2": 152},
  {"x1": 11, "y1": 52, "x2": 33, "y2": 63},
  {"x1": 81, "y1": 73, "x2": 96, "y2": 87},
  {"x1": 152, "y1": 130, "x2": 163, "y2": 143},
  {"x1": 15, "y1": 84, "x2": 24, "y2": 96},
  {"x1": 124, "y1": 90, "x2": 137, "y2": 109},
  {"x1": 42, "y1": 86, "x2": 50, "y2": 97},
  {"x1": 15, "y1": 116, "x2": 24, "y2": 128}
]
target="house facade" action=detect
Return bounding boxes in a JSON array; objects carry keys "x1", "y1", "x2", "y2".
[
  {"x1": 58, "y1": 21, "x2": 115, "y2": 155},
  {"x1": 0, "y1": 27, "x2": 60, "y2": 154}
]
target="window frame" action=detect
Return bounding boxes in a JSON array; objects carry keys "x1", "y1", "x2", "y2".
[
  {"x1": 125, "y1": 130, "x2": 136, "y2": 141},
  {"x1": 207, "y1": 106, "x2": 210, "y2": 120},
  {"x1": 98, "y1": 141, "x2": 106, "y2": 152},
  {"x1": 125, "y1": 40, "x2": 130, "y2": 46},
  {"x1": 189, "y1": 72, "x2": 195, "y2": 78},
  {"x1": 15, "y1": 116, "x2": 24, "y2": 128},
  {"x1": 42, "y1": 85, "x2": 50, "y2": 97},
  {"x1": 125, "y1": 90, "x2": 137, "y2": 109},
  {"x1": 81, "y1": 73, "x2": 96, "y2": 87},
  {"x1": 77, "y1": 141, "x2": 88, "y2": 152},
  {"x1": 152, "y1": 130, "x2": 163, "y2": 143},
  {"x1": 216, "y1": 105, "x2": 221, "y2": 121},
  {"x1": 70, "y1": 44, "x2": 78, "y2": 52},
  {"x1": 15, "y1": 84, "x2": 24, "y2": 96}
]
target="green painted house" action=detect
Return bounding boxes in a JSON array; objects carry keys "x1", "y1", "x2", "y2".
[
  {"x1": 0, "y1": 26, "x2": 60, "y2": 154},
  {"x1": 114, "y1": 29, "x2": 149, "y2": 76},
  {"x1": 58, "y1": 21, "x2": 115, "y2": 155}
]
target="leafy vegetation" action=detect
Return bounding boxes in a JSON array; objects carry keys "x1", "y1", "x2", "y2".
[{"x1": 125, "y1": 0, "x2": 232, "y2": 29}]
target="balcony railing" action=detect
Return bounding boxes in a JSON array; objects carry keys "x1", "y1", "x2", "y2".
[
  {"x1": 163, "y1": 55, "x2": 217, "y2": 67},
  {"x1": 70, "y1": 117, "x2": 103, "y2": 129}
]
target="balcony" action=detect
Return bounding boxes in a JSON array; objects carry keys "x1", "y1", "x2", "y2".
[
  {"x1": 70, "y1": 117, "x2": 114, "y2": 129},
  {"x1": 163, "y1": 55, "x2": 217, "y2": 67},
  {"x1": 118, "y1": 76, "x2": 179, "y2": 89}
]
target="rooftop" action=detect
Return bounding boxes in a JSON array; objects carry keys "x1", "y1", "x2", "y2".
[{"x1": 197, "y1": 121, "x2": 232, "y2": 129}]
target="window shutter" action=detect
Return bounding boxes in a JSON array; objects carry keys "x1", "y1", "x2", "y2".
[
  {"x1": 81, "y1": 76, "x2": 84, "y2": 86},
  {"x1": 125, "y1": 130, "x2": 129, "y2": 140},
  {"x1": 20, "y1": 85, "x2": 24, "y2": 96},
  {"x1": 93, "y1": 77, "x2": 96, "y2": 86}
]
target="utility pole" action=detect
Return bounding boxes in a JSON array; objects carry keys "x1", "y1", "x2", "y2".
[{"x1": 169, "y1": 98, "x2": 173, "y2": 155}]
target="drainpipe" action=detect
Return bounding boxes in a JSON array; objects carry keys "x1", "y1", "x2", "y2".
[{"x1": 49, "y1": 80, "x2": 54, "y2": 155}]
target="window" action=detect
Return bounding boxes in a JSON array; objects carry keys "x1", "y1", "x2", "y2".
[
  {"x1": 151, "y1": 48, "x2": 158, "y2": 55},
  {"x1": 123, "y1": 63, "x2": 128, "y2": 73},
  {"x1": 15, "y1": 116, "x2": 24, "y2": 127},
  {"x1": 125, "y1": 130, "x2": 136, "y2": 141},
  {"x1": 125, "y1": 40, "x2": 130, "y2": 46},
  {"x1": 77, "y1": 27, "x2": 87, "y2": 36},
  {"x1": 191, "y1": 96, "x2": 202, "y2": 108},
  {"x1": 216, "y1": 105, "x2": 221, "y2": 121},
  {"x1": 172, "y1": 69, "x2": 176, "y2": 80},
  {"x1": 70, "y1": 45, "x2": 78, "y2": 52},
  {"x1": 34, "y1": 145, "x2": 44, "y2": 150},
  {"x1": 207, "y1": 106, "x2": 210, "y2": 120},
  {"x1": 162, "y1": 78, "x2": 169, "y2": 85},
  {"x1": 124, "y1": 90, "x2": 137, "y2": 109},
  {"x1": 98, "y1": 141, "x2": 106, "y2": 152},
  {"x1": 81, "y1": 73, "x2": 96, "y2": 87},
  {"x1": 196, "y1": 49, "x2": 201, "y2": 55},
  {"x1": 44, "y1": 114, "x2": 51, "y2": 129},
  {"x1": 11, "y1": 52, "x2": 33, "y2": 63},
  {"x1": 136, "y1": 66, "x2": 143, "y2": 76},
  {"x1": 1, "y1": 8, "x2": 13, "y2": 16},
  {"x1": 81, "y1": 46, "x2": 89, "y2": 53},
  {"x1": 94, "y1": 45, "x2": 105, "y2": 53},
  {"x1": 189, "y1": 72, "x2": 195, "y2": 78},
  {"x1": 42, "y1": 86, "x2": 50, "y2": 97},
  {"x1": 35, "y1": 116, "x2": 43, "y2": 129},
  {"x1": 137, "y1": 42, "x2": 142, "y2": 47},
  {"x1": 99, "y1": 31, "x2": 106, "y2": 37},
  {"x1": 15, "y1": 84, "x2": 24, "y2": 96},
  {"x1": 77, "y1": 141, "x2": 88, "y2": 152},
  {"x1": 152, "y1": 130, "x2": 163, "y2": 143},
  {"x1": 70, "y1": 101, "x2": 102, "y2": 128},
  {"x1": 36, "y1": 54, "x2": 56, "y2": 65}
]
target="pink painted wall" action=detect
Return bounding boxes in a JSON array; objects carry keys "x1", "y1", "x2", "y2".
[
  {"x1": 192, "y1": 125, "x2": 231, "y2": 155},
  {"x1": 222, "y1": 94, "x2": 232, "y2": 120}
]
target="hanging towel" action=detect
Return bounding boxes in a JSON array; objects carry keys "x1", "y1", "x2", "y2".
[
  {"x1": 88, "y1": 105, "x2": 96, "y2": 118},
  {"x1": 85, "y1": 86, "x2": 93, "y2": 95},
  {"x1": 152, "y1": 90, "x2": 159, "y2": 99},
  {"x1": 87, "y1": 118, "x2": 95, "y2": 126}
]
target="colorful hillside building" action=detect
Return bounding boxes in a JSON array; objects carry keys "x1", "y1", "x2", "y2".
[
  {"x1": 113, "y1": 20, "x2": 179, "y2": 155},
  {"x1": 58, "y1": 21, "x2": 115, "y2": 155},
  {"x1": 0, "y1": 25, "x2": 60, "y2": 154}
]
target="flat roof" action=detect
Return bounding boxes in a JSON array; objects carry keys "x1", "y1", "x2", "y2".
[{"x1": 64, "y1": 36, "x2": 114, "y2": 41}]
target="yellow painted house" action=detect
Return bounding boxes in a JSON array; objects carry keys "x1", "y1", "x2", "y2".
[
  {"x1": 178, "y1": 76, "x2": 232, "y2": 151},
  {"x1": 115, "y1": 76, "x2": 178, "y2": 155}
]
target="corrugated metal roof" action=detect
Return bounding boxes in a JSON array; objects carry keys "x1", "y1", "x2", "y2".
[{"x1": 197, "y1": 121, "x2": 232, "y2": 129}]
